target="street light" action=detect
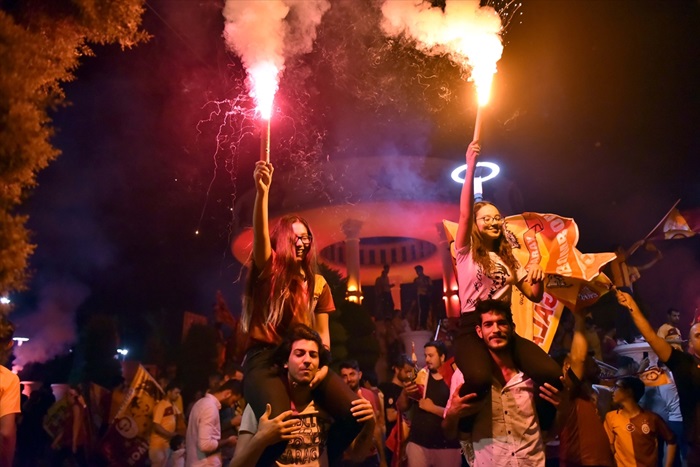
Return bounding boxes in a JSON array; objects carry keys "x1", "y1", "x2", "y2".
[
  {"x1": 116, "y1": 348, "x2": 129, "y2": 361},
  {"x1": 12, "y1": 337, "x2": 28, "y2": 346},
  {"x1": 450, "y1": 161, "x2": 501, "y2": 202}
]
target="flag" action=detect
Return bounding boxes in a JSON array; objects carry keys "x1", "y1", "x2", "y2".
[
  {"x1": 214, "y1": 290, "x2": 238, "y2": 329},
  {"x1": 503, "y1": 213, "x2": 616, "y2": 281},
  {"x1": 87, "y1": 383, "x2": 112, "y2": 433},
  {"x1": 594, "y1": 359, "x2": 619, "y2": 382},
  {"x1": 443, "y1": 215, "x2": 615, "y2": 350},
  {"x1": 646, "y1": 201, "x2": 700, "y2": 241},
  {"x1": 43, "y1": 396, "x2": 70, "y2": 441},
  {"x1": 510, "y1": 290, "x2": 564, "y2": 352},
  {"x1": 638, "y1": 367, "x2": 671, "y2": 387},
  {"x1": 182, "y1": 310, "x2": 208, "y2": 342},
  {"x1": 385, "y1": 413, "x2": 410, "y2": 466},
  {"x1": 437, "y1": 356, "x2": 457, "y2": 388},
  {"x1": 100, "y1": 365, "x2": 164, "y2": 466}
]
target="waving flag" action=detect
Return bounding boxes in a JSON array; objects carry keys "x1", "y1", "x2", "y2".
[
  {"x1": 100, "y1": 364, "x2": 164, "y2": 466},
  {"x1": 443, "y1": 214, "x2": 615, "y2": 350},
  {"x1": 214, "y1": 290, "x2": 238, "y2": 329},
  {"x1": 504, "y1": 212, "x2": 616, "y2": 281},
  {"x1": 645, "y1": 200, "x2": 699, "y2": 241}
]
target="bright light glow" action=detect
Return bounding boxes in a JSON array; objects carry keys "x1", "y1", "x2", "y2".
[
  {"x1": 345, "y1": 287, "x2": 363, "y2": 304},
  {"x1": 381, "y1": 1, "x2": 503, "y2": 107},
  {"x1": 451, "y1": 161, "x2": 500, "y2": 184},
  {"x1": 249, "y1": 61, "x2": 279, "y2": 120},
  {"x1": 117, "y1": 348, "x2": 129, "y2": 356},
  {"x1": 452, "y1": 7, "x2": 503, "y2": 106},
  {"x1": 12, "y1": 337, "x2": 28, "y2": 346},
  {"x1": 0, "y1": 297, "x2": 9, "y2": 305},
  {"x1": 473, "y1": 69, "x2": 495, "y2": 106},
  {"x1": 468, "y1": 30, "x2": 502, "y2": 106}
]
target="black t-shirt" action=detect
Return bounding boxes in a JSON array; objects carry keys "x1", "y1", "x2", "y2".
[
  {"x1": 407, "y1": 373, "x2": 460, "y2": 449},
  {"x1": 378, "y1": 382, "x2": 403, "y2": 436},
  {"x1": 664, "y1": 349, "x2": 700, "y2": 459}
]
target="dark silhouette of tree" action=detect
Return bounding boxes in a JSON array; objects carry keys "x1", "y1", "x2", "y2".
[
  {"x1": 178, "y1": 323, "x2": 219, "y2": 402},
  {"x1": 338, "y1": 301, "x2": 380, "y2": 373},
  {"x1": 74, "y1": 314, "x2": 123, "y2": 388},
  {"x1": 0, "y1": 0, "x2": 148, "y2": 293},
  {"x1": 317, "y1": 263, "x2": 380, "y2": 372},
  {"x1": 19, "y1": 353, "x2": 73, "y2": 385}
]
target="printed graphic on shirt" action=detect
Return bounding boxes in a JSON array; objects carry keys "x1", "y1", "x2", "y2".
[
  {"x1": 487, "y1": 262, "x2": 510, "y2": 298},
  {"x1": 278, "y1": 410, "x2": 331, "y2": 465},
  {"x1": 605, "y1": 410, "x2": 675, "y2": 467}
]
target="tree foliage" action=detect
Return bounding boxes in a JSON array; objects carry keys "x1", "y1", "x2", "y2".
[
  {"x1": 178, "y1": 324, "x2": 220, "y2": 402},
  {"x1": 317, "y1": 263, "x2": 381, "y2": 372},
  {"x1": 0, "y1": 0, "x2": 149, "y2": 293}
]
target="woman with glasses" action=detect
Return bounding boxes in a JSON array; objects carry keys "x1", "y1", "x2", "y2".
[
  {"x1": 453, "y1": 141, "x2": 562, "y2": 403},
  {"x1": 240, "y1": 160, "x2": 363, "y2": 465}
]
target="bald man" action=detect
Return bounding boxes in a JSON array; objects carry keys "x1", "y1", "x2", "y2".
[{"x1": 616, "y1": 290, "x2": 700, "y2": 466}]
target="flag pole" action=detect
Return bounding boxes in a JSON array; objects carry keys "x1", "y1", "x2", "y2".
[{"x1": 630, "y1": 199, "x2": 681, "y2": 255}]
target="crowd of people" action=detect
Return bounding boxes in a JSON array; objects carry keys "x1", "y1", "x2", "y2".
[{"x1": 1, "y1": 145, "x2": 699, "y2": 467}]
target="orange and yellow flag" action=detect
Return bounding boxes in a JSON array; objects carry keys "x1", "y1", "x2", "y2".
[
  {"x1": 646, "y1": 203, "x2": 699, "y2": 241},
  {"x1": 443, "y1": 214, "x2": 615, "y2": 351},
  {"x1": 100, "y1": 365, "x2": 164, "y2": 466}
]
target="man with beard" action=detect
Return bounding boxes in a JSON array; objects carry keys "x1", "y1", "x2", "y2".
[
  {"x1": 617, "y1": 289, "x2": 700, "y2": 466},
  {"x1": 397, "y1": 340, "x2": 461, "y2": 466},
  {"x1": 442, "y1": 299, "x2": 561, "y2": 467},
  {"x1": 149, "y1": 381, "x2": 184, "y2": 467},
  {"x1": 186, "y1": 379, "x2": 241, "y2": 466},
  {"x1": 657, "y1": 308, "x2": 683, "y2": 349},
  {"x1": 339, "y1": 360, "x2": 386, "y2": 466},
  {"x1": 378, "y1": 353, "x2": 414, "y2": 464}
]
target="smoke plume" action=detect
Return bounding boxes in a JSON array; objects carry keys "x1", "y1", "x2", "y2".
[
  {"x1": 381, "y1": 0, "x2": 503, "y2": 77},
  {"x1": 13, "y1": 279, "x2": 88, "y2": 369},
  {"x1": 222, "y1": 0, "x2": 330, "y2": 110}
]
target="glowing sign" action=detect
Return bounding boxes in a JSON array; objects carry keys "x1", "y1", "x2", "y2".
[{"x1": 450, "y1": 161, "x2": 500, "y2": 184}]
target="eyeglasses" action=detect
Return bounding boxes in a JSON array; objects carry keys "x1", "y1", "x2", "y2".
[
  {"x1": 294, "y1": 235, "x2": 313, "y2": 246},
  {"x1": 476, "y1": 215, "x2": 504, "y2": 225}
]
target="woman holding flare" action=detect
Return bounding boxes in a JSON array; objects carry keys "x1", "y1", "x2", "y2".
[
  {"x1": 453, "y1": 141, "x2": 562, "y2": 400},
  {"x1": 240, "y1": 160, "x2": 364, "y2": 466}
]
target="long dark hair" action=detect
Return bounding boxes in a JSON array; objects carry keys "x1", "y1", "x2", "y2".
[
  {"x1": 241, "y1": 215, "x2": 318, "y2": 332},
  {"x1": 470, "y1": 201, "x2": 519, "y2": 274}
]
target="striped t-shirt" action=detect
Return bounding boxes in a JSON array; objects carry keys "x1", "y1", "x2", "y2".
[{"x1": 604, "y1": 409, "x2": 675, "y2": 466}]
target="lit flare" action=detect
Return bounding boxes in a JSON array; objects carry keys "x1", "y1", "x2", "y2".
[{"x1": 249, "y1": 61, "x2": 279, "y2": 120}]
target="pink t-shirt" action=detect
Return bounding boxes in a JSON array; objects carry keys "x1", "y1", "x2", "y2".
[{"x1": 456, "y1": 247, "x2": 526, "y2": 313}]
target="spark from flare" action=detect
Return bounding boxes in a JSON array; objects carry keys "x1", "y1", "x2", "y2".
[
  {"x1": 194, "y1": 80, "x2": 329, "y2": 240},
  {"x1": 198, "y1": 0, "x2": 330, "y2": 238},
  {"x1": 194, "y1": 90, "x2": 256, "y2": 236}
]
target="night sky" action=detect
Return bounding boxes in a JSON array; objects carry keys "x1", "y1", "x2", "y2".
[{"x1": 11, "y1": 0, "x2": 700, "y2": 365}]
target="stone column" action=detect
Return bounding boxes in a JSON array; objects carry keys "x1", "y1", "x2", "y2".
[
  {"x1": 341, "y1": 219, "x2": 363, "y2": 303},
  {"x1": 436, "y1": 223, "x2": 460, "y2": 318}
]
